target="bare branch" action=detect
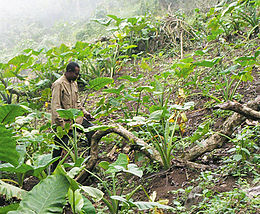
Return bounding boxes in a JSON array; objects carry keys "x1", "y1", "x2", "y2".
[{"x1": 214, "y1": 100, "x2": 260, "y2": 121}]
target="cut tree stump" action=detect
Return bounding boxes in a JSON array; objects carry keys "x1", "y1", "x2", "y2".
[{"x1": 184, "y1": 96, "x2": 260, "y2": 161}]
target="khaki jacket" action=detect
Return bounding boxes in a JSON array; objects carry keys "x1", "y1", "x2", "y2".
[{"x1": 51, "y1": 74, "x2": 87, "y2": 126}]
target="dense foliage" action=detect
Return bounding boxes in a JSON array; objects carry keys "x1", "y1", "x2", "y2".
[{"x1": 0, "y1": 0, "x2": 259, "y2": 213}]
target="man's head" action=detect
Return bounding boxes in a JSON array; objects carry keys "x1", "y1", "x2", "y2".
[{"x1": 65, "y1": 62, "x2": 80, "y2": 82}]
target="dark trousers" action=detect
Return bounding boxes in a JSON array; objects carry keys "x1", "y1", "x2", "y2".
[{"x1": 51, "y1": 118, "x2": 94, "y2": 172}]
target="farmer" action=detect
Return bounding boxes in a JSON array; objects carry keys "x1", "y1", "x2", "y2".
[{"x1": 50, "y1": 61, "x2": 94, "y2": 172}]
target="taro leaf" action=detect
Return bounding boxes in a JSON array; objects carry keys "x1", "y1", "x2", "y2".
[
  {"x1": 54, "y1": 166, "x2": 79, "y2": 192},
  {"x1": 107, "y1": 14, "x2": 124, "y2": 26},
  {"x1": 99, "y1": 161, "x2": 110, "y2": 170},
  {"x1": 0, "y1": 125, "x2": 20, "y2": 166},
  {"x1": 23, "y1": 48, "x2": 44, "y2": 56},
  {"x1": 54, "y1": 44, "x2": 70, "y2": 55},
  {"x1": 83, "y1": 125, "x2": 116, "y2": 133},
  {"x1": 82, "y1": 196, "x2": 96, "y2": 214},
  {"x1": 88, "y1": 77, "x2": 114, "y2": 90},
  {"x1": 68, "y1": 189, "x2": 84, "y2": 213},
  {"x1": 32, "y1": 154, "x2": 60, "y2": 178},
  {"x1": 0, "y1": 180, "x2": 27, "y2": 200},
  {"x1": 136, "y1": 86, "x2": 154, "y2": 92},
  {"x1": 10, "y1": 174, "x2": 70, "y2": 214},
  {"x1": 0, "y1": 154, "x2": 58, "y2": 179},
  {"x1": 0, "y1": 203, "x2": 20, "y2": 213},
  {"x1": 92, "y1": 18, "x2": 112, "y2": 26},
  {"x1": 34, "y1": 79, "x2": 51, "y2": 89},
  {"x1": 133, "y1": 201, "x2": 173, "y2": 211},
  {"x1": 56, "y1": 108, "x2": 83, "y2": 120},
  {"x1": 107, "y1": 153, "x2": 129, "y2": 174},
  {"x1": 170, "y1": 102, "x2": 195, "y2": 110},
  {"x1": 81, "y1": 186, "x2": 104, "y2": 202},
  {"x1": 233, "y1": 154, "x2": 242, "y2": 161},
  {"x1": 68, "y1": 167, "x2": 81, "y2": 179},
  {"x1": 194, "y1": 60, "x2": 215, "y2": 68},
  {"x1": 123, "y1": 164, "x2": 143, "y2": 178},
  {"x1": 8, "y1": 54, "x2": 31, "y2": 66},
  {"x1": 149, "y1": 110, "x2": 163, "y2": 121},
  {"x1": 0, "y1": 104, "x2": 28, "y2": 125},
  {"x1": 193, "y1": 50, "x2": 207, "y2": 56},
  {"x1": 110, "y1": 196, "x2": 173, "y2": 211},
  {"x1": 118, "y1": 74, "x2": 143, "y2": 82},
  {"x1": 8, "y1": 208, "x2": 35, "y2": 214},
  {"x1": 0, "y1": 163, "x2": 33, "y2": 174},
  {"x1": 110, "y1": 195, "x2": 134, "y2": 206},
  {"x1": 15, "y1": 113, "x2": 36, "y2": 126},
  {"x1": 103, "y1": 84, "x2": 125, "y2": 94}
]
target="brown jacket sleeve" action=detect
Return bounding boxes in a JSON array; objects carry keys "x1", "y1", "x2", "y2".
[{"x1": 51, "y1": 82, "x2": 64, "y2": 127}]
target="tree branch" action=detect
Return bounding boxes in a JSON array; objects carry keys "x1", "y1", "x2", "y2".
[
  {"x1": 76, "y1": 124, "x2": 163, "y2": 184},
  {"x1": 213, "y1": 100, "x2": 260, "y2": 121},
  {"x1": 185, "y1": 96, "x2": 260, "y2": 161}
]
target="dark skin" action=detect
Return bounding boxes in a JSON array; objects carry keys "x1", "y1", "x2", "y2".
[
  {"x1": 65, "y1": 66, "x2": 80, "y2": 82},
  {"x1": 64, "y1": 66, "x2": 94, "y2": 120}
]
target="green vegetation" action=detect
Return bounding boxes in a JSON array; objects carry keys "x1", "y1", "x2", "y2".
[{"x1": 0, "y1": 0, "x2": 259, "y2": 213}]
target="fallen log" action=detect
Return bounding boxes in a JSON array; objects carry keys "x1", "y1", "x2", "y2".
[
  {"x1": 184, "y1": 96, "x2": 260, "y2": 161},
  {"x1": 76, "y1": 124, "x2": 163, "y2": 183},
  {"x1": 214, "y1": 101, "x2": 260, "y2": 121}
]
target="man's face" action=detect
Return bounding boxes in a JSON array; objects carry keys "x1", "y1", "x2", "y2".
[{"x1": 67, "y1": 66, "x2": 80, "y2": 82}]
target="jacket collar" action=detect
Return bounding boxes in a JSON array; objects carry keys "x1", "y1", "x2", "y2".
[{"x1": 61, "y1": 74, "x2": 72, "y2": 84}]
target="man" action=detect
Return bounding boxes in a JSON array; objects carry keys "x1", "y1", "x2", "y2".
[{"x1": 51, "y1": 61, "x2": 94, "y2": 172}]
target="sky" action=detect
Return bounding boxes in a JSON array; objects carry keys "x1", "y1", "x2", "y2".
[
  {"x1": 0, "y1": 0, "x2": 97, "y2": 26},
  {"x1": 0, "y1": 0, "x2": 101, "y2": 57}
]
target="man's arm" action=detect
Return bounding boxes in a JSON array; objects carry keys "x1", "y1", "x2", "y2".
[{"x1": 51, "y1": 83, "x2": 65, "y2": 127}]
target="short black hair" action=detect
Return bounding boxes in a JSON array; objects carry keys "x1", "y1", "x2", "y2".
[{"x1": 66, "y1": 62, "x2": 80, "y2": 73}]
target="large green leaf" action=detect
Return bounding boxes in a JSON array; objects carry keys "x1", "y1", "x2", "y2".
[
  {"x1": 82, "y1": 196, "x2": 96, "y2": 214},
  {"x1": 88, "y1": 77, "x2": 114, "y2": 90},
  {"x1": 83, "y1": 125, "x2": 116, "y2": 133},
  {"x1": 133, "y1": 201, "x2": 173, "y2": 210},
  {"x1": 111, "y1": 196, "x2": 173, "y2": 211},
  {"x1": 0, "y1": 104, "x2": 28, "y2": 125},
  {"x1": 56, "y1": 108, "x2": 83, "y2": 120},
  {"x1": 8, "y1": 55, "x2": 31, "y2": 67},
  {"x1": 81, "y1": 186, "x2": 104, "y2": 202},
  {"x1": 107, "y1": 153, "x2": 129, "y2": 174},
  {"x1": 0, "y1": 203, "x2": 20, "y2": 213},
  {"x1": 0, "y1": 163, "x2": 33, "y2": 174},
  {"x1": 68, "y1": 189, "x2": 84, "y2": 213},
  {"x1": 123, "y1": 164, "x2": 143, "y2": 178},
  {"x1": 149, "y1": 110, "x2": 163, "y2": 121},
  {"x1": 0, "y1": 154, "x2": 59, "y2": 178},
  {"x1": 9, "y1": 174, "x2": 70, "y2": 214},
  {"x1": 0, "y1": 180, "x2": 27, "y2": 200},
  {"x1": 0, "y1": 125, "x2": 20, "y2": 166}
]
